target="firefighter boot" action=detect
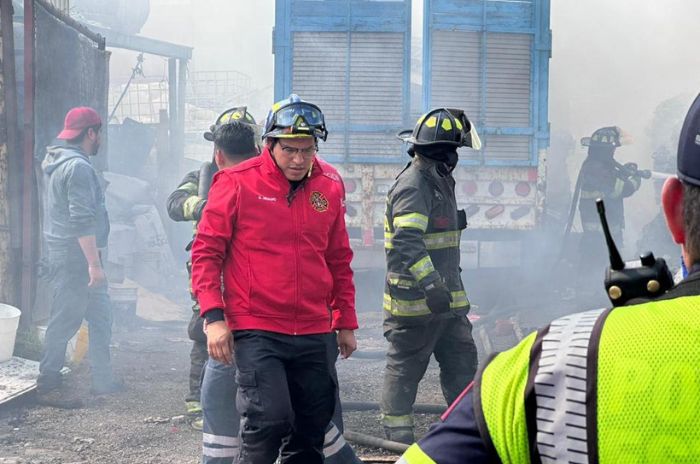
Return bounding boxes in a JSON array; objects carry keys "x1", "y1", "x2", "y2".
[{"x1": 383, "y1": 426, "x2": 415, "y2": 445}]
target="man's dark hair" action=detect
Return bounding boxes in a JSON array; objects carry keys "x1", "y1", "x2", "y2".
[
  {"x1": 67, "y1": 124, "x2": 102, "y2": 146},
  {"x1": 684, "y1": 182, "x2": 700, "y2": 264},
  {"x1": 214, "y1": 121, "x2": 257, "y2": 160}
]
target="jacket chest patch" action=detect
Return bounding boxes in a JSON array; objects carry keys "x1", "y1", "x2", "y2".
[
  {"x1": 310, "y1": 191, "x2": 329, "y2": 212},
  {"x1": 433, "y1": 216, "x2": 451, "y2": 229}
]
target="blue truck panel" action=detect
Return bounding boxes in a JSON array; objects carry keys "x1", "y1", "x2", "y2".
[
  {"x1": 423, "y1": 0, "x2": 551, "y2": 167},
  {"x1": 273, "y1": 0, "x2": 412, "y2": 164}
]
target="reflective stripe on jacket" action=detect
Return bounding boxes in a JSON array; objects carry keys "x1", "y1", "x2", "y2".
[{"x1": 167, "y1": 170, "x2": 203, "y2": 223}]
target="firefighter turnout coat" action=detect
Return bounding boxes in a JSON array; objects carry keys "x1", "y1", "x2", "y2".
[{"x1": 384, "y1": 155, "x2": 469, "y2": 319}]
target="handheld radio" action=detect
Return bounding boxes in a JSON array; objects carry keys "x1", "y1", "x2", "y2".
[{"x1": 596, "y1": 199, "x2": 674, "y2": 306}]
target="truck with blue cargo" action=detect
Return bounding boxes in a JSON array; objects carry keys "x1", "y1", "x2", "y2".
[{"x1": 272, "y1": 0, "x2": 552, "y2": 313}]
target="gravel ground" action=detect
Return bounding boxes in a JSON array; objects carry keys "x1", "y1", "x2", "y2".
[
  {"x1": 0, "y1": 320, "x2": 202, "y2": 463},
  {"x1": 0, "y1": 310, "x2": 458, "y2": 463}
]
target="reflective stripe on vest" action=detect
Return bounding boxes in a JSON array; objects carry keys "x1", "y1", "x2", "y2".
[{"x1": 532, "y1": 308, "x2": 606, "y2": 462}]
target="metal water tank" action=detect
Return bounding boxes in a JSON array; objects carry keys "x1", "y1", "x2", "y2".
[{"x1": 71, "y1": 0, "x2": 150, "y2": 35}]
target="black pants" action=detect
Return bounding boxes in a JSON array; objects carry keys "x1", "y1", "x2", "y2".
[
  {"x1": 234, "y1": 330, "x2": 335, "y2": 464},
  {"x1": 381, "y1": 314, "x2": 478, "y2": 425},
  {"x1": 187, "y1": 309, "x2": 208, "y2": 403}
]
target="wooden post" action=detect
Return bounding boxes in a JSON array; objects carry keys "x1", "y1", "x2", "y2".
[
  {"x1": 0, "y1": 0, "x2": 13, "y2": 307},
  {"x1": 21, "y1": 0, "x2": 35, "y2": 320}
]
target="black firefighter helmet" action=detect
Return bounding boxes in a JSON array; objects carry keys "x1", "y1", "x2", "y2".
[
  {"x1": 580, "y1": 126, "x2": 633, "y2": 149},
  {"x1": 398, "y1": 108, "x2": 482, "y2": 152}
]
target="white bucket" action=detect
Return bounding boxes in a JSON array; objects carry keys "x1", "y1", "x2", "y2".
[{"x1": 0, "y1": 304, "x2": 21, "y2": 363}]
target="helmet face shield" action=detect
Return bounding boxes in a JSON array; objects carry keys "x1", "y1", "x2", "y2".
[{"x1": 264, "y1": 97, "x2": 328, "y2": 141}]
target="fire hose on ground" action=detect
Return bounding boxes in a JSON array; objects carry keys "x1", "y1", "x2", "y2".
[
  {"x1": 342, "y1": 401, "x2": 446, "y2": 453},
  {"x1": 342, "y1": 400, "x2": 445, "y2": 415},
  {"x1": 344, "y1": 430, "x2": 409, "y2": 454}
]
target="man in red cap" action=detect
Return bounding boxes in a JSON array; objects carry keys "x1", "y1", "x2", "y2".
[{"x1": 37, "y1": 106, "x2": 122, "y2": 407}]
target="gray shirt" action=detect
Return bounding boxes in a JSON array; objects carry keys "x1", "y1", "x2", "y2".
[{"x1": 42, "y1": 145, "x2": 110, "y2": 250}]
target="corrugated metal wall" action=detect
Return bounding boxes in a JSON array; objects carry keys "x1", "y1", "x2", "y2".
[
  {"x1": 425, "y1": 0, "x2": 552, "y2": 166},
  {"x1": 291, "y1": 31, "x2": 347, "y2": 158},
  {"x1": 48, "y1": 0, "x2": 70, "y2": 13},
  {"x1": 429, "y1": 30, "x2": 482, "y2": 122},
  {"x1": 291, "y1": 30, "x2": 406, "y2": 159},
  {"x1": 348, "y1": 32, "x2": 404, "y2": 126},
  {"x1": 428, "y1": 30, "x2": 532, "y2": 162},
  {"x1": 485, "y1": 33, "x2": 531, "y2": 127}
]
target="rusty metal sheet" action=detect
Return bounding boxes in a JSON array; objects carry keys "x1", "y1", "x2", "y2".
[{"x1": 0, "y1": 357, "x2": 69, "y2": 405}]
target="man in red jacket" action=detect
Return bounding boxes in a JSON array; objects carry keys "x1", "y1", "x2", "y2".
[{"x1": 191, "y1": 94, "x2": 358, "y2": 464}]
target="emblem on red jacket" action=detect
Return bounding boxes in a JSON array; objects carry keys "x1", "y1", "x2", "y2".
[{"x1": 310, "y1": 191, "x2": 329, "y2": 212}]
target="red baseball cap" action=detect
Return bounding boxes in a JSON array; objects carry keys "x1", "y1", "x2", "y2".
[{"x1": 57, "y1": 107, "x2": 102, "y2": 140}]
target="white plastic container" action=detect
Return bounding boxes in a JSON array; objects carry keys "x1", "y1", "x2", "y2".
[{"x1": 0, "y1": 304, "x2": 21, "y2": 362}]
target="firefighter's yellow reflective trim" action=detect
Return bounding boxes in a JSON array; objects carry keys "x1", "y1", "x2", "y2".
[
  {"x1": 455, "y1": 118, "x2": 463, "y2": 131},
  {"x1": 384, "y1": 216, "x2": 390, "y2": 232},
  {"x1": 610, "y1": 178, "x2": 625, "y2": 199},
  {"x1": 580, "y1": 189, "x2": 605, "y2": 200},
  {"x1": 381, "y1": 414, "x2": 414, "y2": 428},
  {"x1": 425, "y1": 116, "x2": 437, "y2": 128},
  {"x1": 183, "y1": 195, "x2": 204, "y2": 221},
  {"x1": 441, "y1": 118, "x2": 453, "y2": 131},
  {"x1": 383, "y1": 293, "x2": 431, "y2": 316},
  {"x1": 393, "y1": 213, "x2": 429, "y2": 232},
  {"x1": 451, "y1": 290, "x2": 469, "y2": 308},
  {"x1": 387, "y1": 276, "x2": 417, "y2": 289},
  {"x1": 423, "y1": 231, "x2": 460, "y2": 249},
  {"x1": 178, "y1": 181, "x2": 199, "y2": 195},
  {"x1": 383, "y1": 291, "x2": 469, "y2": 317},
  {"x1": 397, "y1": 444, "x2": 437, "y2": 464},
  {"x1": 409, "y1": 256, "x2": 436, "y2": 282},
  {"x1": 385, "y1": 230, "x2": 460, "y2": 250},
  {"x1": 385, "y1": 232, "x2": 394, "y2": 249}
]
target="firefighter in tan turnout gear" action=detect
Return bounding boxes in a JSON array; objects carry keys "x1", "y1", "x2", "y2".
[{"x1": 381, "y1": 108, "x2": 481, "y2": 444}]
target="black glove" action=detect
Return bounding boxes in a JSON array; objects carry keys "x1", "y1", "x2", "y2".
[
  {"x1": 623, "y1": 162, "x2": 639, "y2": 173},
  {"x1": 423, "y1": 280, "x2": 453, "y2": 314},
  {"x1": 193, "y1": 199, "x2": 207, "y2": 221}
]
